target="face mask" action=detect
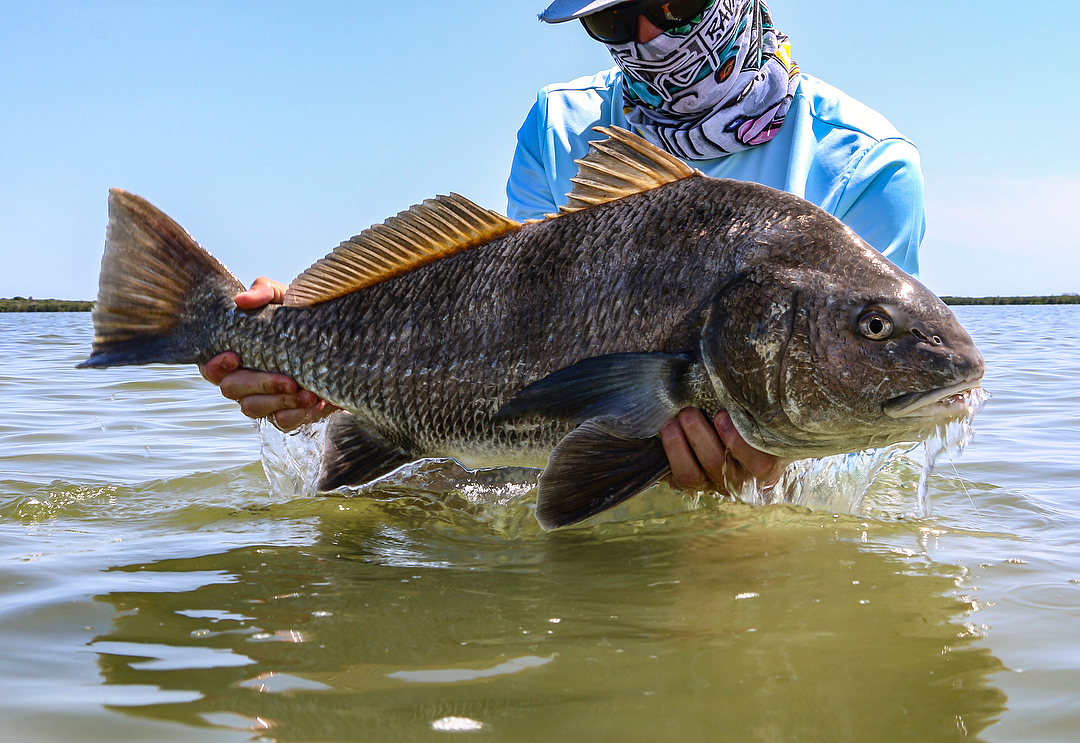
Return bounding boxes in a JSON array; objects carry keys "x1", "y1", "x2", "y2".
[{"x1": 607, "y1": 0, "x2": 799, "y2": 160}]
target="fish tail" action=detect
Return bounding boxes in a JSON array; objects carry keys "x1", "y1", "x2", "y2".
[{"x1": 79, "y1": 189, "x2": 245, "y2": 368}]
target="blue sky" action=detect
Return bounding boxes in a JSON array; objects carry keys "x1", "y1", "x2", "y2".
[{"x1": 2, "y1": 0, "x2": 1077, "y2": 299}]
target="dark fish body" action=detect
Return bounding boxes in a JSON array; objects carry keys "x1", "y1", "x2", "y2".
[{"x1": 82, "y1": 129, "x2": 984, "y2": 528}]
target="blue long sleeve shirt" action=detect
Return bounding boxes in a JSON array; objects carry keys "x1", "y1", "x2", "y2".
[{"x1": 506, "y1": 69, "x2": 924, "y2": 276}]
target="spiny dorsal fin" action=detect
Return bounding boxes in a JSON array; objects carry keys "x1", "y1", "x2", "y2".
[
  {"x1": 284, "y1": 193, "x2": 521, "y2": 307},
  {"x1": 555, "y1": 126, "x2": 698, "y2": 216}
]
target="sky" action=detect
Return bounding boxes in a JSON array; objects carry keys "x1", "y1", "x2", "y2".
[{"x1": 1, "y1": 0, "x2": 1077, "y2": 300}]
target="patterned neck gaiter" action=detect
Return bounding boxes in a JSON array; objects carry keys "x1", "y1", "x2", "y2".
[{"x1": 607, "y1": 0, "x2": 800, "y2": 160}]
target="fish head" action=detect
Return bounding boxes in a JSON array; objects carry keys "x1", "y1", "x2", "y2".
[{"x1": 702, "y1": 226, "x2": 984, "y2": 458}]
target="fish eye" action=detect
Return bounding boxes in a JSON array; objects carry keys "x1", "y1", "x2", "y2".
[{"x1": 857, "y1": 309, "x2": 894, "y2": 340}]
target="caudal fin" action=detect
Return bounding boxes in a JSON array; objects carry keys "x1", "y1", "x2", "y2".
[{"x1": 79, "y1": 189, "x2": 245, "y2": 368}]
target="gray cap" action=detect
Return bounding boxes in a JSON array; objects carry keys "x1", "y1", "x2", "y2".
[{"x1": 539, "y1": 0, "x2": 628, "y2": 23}]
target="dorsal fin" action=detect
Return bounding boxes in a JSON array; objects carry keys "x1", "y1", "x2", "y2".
[
  {"x1": 284, "y1": 193, "x2": 521, "y2": 307},
  {"x1": 555, "y1": 126, "x2": 699, "y2": 216}
]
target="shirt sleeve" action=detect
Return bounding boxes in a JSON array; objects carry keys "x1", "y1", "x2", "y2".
[
  {"x1": 832, "y1": 138, "x2": 926, "y2": 277},
  {"x1": 506, "y1": 94, "x2": 559, "y2": 222}
]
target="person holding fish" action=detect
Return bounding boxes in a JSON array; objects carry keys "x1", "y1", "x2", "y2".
[{"x1": 202, "y1": 0, "x2": 925, "y2": 499}]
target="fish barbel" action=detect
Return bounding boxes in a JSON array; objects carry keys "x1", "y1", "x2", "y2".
[{"x1": 80, "y1": 128, "x2": 984, "y2": 528}]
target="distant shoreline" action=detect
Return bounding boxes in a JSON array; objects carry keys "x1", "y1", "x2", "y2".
[
  {"x1": 939, "y1": 295, "x2": 1080, "y2": 305},
  {"x1": 2, "y1": 295, "x2": 1079, "y2": 312},
  {"x1": 1, "y1": 298, "x2": 94, "y2": 312}
]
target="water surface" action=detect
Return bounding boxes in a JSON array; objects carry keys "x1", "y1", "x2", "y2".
[{"x1": 2, "y1": 308, "x2": 1079, "y2": 742}]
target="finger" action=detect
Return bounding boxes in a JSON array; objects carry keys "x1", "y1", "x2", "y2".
[
  {"x1": 235, "y1": 276, "x2": 288, "y2": 310},
  {"x1": 238, "y1": 391, "x2": 318, "y2": 420},
  {"x1": 660, "y1": 417, "x2": 708, "y2": 489},
  {"x1": 218, "y1": 369, "x2": 303, "y2": 401},
  {"x1": 676, "y1": 408, "x2": 728, "y2": 484},
  {"x1": 272, "y1": 400, "x2": 340, "y2": 432},
  {"x1": 199, "y1": 352, "x2": 240, "y2": 385},
  {"x1": 713, "y1": 412, "x2": 789, "y2": 484}
]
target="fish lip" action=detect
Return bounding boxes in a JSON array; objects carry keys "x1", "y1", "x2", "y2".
[{"x1": 883, "y1": 379, "x2": 984, "y2": 419}]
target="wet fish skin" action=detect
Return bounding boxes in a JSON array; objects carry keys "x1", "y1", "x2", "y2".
[
  {"x1": 80, "y1": 129, "x2": 983, "y2": 529},
  {"x1": 210, "y1": 180, "x2": 737, "y2": 465}
]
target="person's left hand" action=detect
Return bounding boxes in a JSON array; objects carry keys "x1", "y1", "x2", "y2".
[
  {"x1": 199, "y1": 276, "x2": 341, "y2": 431},
  {"x1": 201, "y1": 351, "x2": 340, "y2": 431},
  {"x1": 660, "y1": 408, "x2": 791, "y2": 494}
]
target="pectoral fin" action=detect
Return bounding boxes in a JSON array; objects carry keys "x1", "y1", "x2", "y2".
[
  {"x1": 535, "y1": 417, "x2": 671, "y2": 530},
  {"x1": 495, "y1": 353, "x2": 693, "y2": 436},
  {"x1": 318, "y1": 412, "x2": 415, "y2": 491}
]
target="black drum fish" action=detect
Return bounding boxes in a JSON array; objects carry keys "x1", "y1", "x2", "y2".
[{"x1": 81, "y1": 128, "x2": 984, "y2": 529}]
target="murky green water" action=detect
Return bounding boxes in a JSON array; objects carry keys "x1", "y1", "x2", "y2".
[{"x1": 2, "y1": 307, "x2": 1078, "y2": 742}]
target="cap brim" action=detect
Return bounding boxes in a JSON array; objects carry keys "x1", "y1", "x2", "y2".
[{"x1": 540, "y1": 0, "x2": 629, "y2": 23}]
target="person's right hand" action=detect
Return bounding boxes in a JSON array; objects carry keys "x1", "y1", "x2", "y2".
[
  {"x1": 199, "y1": 277, "x2": 339, "y2": 432},
  {"x1": 660, "y1": 408, "x2": 791, "y2": 496}
]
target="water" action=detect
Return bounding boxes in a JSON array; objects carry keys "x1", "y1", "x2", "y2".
[{"x1": 1, "y1": 307, "x2": 1078, "y2": 742}]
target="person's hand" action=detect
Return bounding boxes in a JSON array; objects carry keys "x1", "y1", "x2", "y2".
[
  {"x1": 231, "y1": 275, "x2": 289, "y2": 310},
  {"x1": 660, "y1": 408, "x2": 791, "y2": 495},
  {"x1": 199, "y1": 277, "x2": 339, "y2": 431}
]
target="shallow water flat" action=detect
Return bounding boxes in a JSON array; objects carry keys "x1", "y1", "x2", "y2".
[{"x1": 1, "y1": 308, "x2": 1079, "y2": 742}]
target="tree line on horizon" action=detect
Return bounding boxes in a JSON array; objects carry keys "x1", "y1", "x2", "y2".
[
  {"x1": 939, "y1": 295, "x2": 1080, "y2": 305},
  {"x1": 1, "y1": 297, "x2": 94, "y2": 312}
]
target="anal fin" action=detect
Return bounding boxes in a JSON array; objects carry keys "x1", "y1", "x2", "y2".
[
  {"x1": 536, "y1": 417, "x2": 670, "y2": 530},
  {"x1": 318, "y1": 412, "x2": 415, "y2": 491}
]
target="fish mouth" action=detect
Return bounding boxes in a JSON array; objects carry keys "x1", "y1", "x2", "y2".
[{"x1": 883, "y1": 379, "x2": 984, "y2": 419}]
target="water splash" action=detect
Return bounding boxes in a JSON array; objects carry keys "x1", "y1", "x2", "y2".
[
  {"x1": 909, "y1": 386, "x2": 990, "y2": 517},
  {"x1": 257, "y1": 420, "x2": 542, "y2": 534},
  {"x1": 256, "y1": 388, "x2": 990, "y2": 528},
  {"x1": 344, "y1": 458, "x2": 542, "y2": 537},
  {"x1": 258, "y1": 418, "x2": 329, "y2": 499},
  {"x1": 739, "y1": 386, "x2": 991, "y2": 519}
]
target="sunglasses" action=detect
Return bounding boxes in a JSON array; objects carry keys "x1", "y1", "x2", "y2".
[{"x1": 580, "y1": 0, "x2": 712, "y2": 44}]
